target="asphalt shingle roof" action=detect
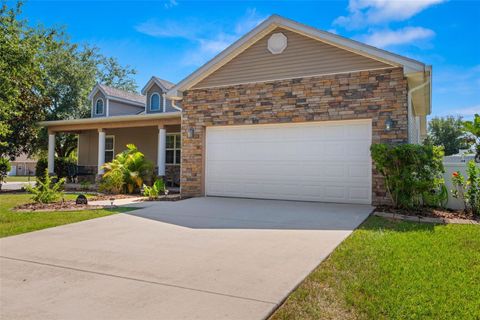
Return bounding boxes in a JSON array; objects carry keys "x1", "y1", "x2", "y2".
[
  {"x1": 152, "y1": 77, "x2": 175, "y2": 90},
  {"x1": 98, "y1": 84, "x2": 146, "y2": 104}
]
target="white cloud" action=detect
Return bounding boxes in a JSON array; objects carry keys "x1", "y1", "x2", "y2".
[
  {"x1": 135, "y1": 9, "x2": 267, "y2": 66},
  {"x1": 164, "y1": 0, "x2": 178, "y2": 9},
  {"x1": 335, "y1": 0, "x2": 446, "y2": 29},
  {"x1": 234, "y1": 8, "x2": 266, "y2": 35},
  {"x1": 135, "y1": 19, "x2": 200, "y2": 39},
  {"x1": 360, "y1": 27, "x2": 435, "y2": 48}
]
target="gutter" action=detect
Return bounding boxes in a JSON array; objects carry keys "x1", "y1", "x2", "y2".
[
  {"x1": 39, "y1": 112, "x2": 182, "y2": 127},
  {"x1": 407, "y1": 75, "x2": 430, "y2": 143}
]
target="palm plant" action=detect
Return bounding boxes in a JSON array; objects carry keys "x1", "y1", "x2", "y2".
[
  {"x1": 102, "y1": 144, "x2": 153, "y2": 194},
  {"x1": 463, "y1": 114, "x2": 480, "y2": 162}
]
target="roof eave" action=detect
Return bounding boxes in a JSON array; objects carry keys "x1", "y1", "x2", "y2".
[
  {"x1": 141, "y1": 77, "x2": 169, "y2": 95},
  {"x1": 39, "y1": 112, "x2": 181, "y2": 127}
]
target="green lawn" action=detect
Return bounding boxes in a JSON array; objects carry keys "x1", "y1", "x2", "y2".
[
  {"x1": 0, "y1": 193, "x2": 134, "y2": 238},
  {"x1": 271, "y1": 216, "x2": 480, "y2": 320},
  {"x1": 4, "y1": 175, "x2": 36, "y2": 182}
]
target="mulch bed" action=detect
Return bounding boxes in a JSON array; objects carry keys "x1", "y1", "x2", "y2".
[
  {"x1": 14, "y1": 201, "x2": 104, "y2": 212},
  {"x1": 375, "y1": 206, "x2": 478, "y2": 223},
  {"x1": 143, "y1": 194, "x2": 185, "y2": 202}
]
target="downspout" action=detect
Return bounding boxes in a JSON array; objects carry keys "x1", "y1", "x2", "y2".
[{"x1": 407, "y1": 78, "x2": 430, "y2": 144}]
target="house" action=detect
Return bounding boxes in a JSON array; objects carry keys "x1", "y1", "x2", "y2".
[
  {"x1": 41, "y1": 15, "x2": 431, "y2": 205},
  {"x1": 8, "y1": 154, "x2": 37, "y2": 176}
]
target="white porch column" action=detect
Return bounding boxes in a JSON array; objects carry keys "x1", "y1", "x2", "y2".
[
  {"x1": 97, "y1": 129, "x2": 106, "y2": 175},
  {"x1": 157, "y1": 126, "x2": 166, "y2": 176},
  {"x1": 47, "y1": 132, "x2": 55, "y2": 174}
]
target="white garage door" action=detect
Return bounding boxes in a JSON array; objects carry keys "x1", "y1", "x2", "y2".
[{"x1": 205, "y1": 120, "x2": 372, "y2": 204}]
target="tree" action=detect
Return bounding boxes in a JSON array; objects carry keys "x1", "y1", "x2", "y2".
[
  {"x1": 97, "y1": 57, "x2": 137, "y2": 93},
  {"x1": 0, "y1": 157, "x2": 11, "y2": 191},
  {"x1": 428, "y1": 116, "x2": 469, "y2": 156},
  {"x1": 0, "y1": 2, "x2": 54, "y2": 158},
  {"x1": 463, "y1": 114, "x2": 480, "y2": 162},
  {"x1": 0, "y1": 2, "x2": 138, "y2": 159},
  {"x1": 36, "y1": 35, "x2": 138, "y2": 158}
]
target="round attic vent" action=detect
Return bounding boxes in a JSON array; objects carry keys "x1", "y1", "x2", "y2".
[{"x1": 267, "y1": 33, "x2": 287, "y2": 54}]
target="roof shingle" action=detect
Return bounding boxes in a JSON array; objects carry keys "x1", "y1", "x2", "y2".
[{"x1": 98, "y1": 84, "x2": 146, "y2": 104}]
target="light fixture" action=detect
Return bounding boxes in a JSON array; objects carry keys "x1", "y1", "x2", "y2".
[
  {"x1": 385, "y1": 116, "x2": 394, "y2": 131},
  {"x1": 187, "y1": 127, "x2": 195, "y2": 138}
]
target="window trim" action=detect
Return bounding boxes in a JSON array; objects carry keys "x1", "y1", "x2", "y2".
[
  {"x1": 95, "y1": 98, "x2": 104, "y2": 115},
  {"x1": 105, "y1": 135, "x2": 115, "y2": 163},
  {"x1": 166, "y1": 132, "x2": 181, "y2": 165},
  {"x1": 150, "y1": 92, "x2": 161, "y2": 111}
]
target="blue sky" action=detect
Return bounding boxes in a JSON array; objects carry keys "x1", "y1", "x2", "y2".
[{"x1": 21, "y1": 0, "x2": 480, "y2": 118}]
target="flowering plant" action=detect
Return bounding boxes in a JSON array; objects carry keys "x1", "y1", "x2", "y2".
[{"x1": 451, "y1": 161, "x2": 480, "y2": 216}]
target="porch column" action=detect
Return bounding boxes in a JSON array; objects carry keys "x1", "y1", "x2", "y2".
[
  {"x1": 47, "y1": 132, "x2": 55, "y2": 174},
  {"x1": 97, "y1": 129, "x2": 106, "y2": 175},
  {"x1": 157, "y1": 126, "x2": 166, "y2": 176}
]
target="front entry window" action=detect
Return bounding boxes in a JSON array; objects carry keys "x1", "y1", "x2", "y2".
[
  {"x1": 105, "y1": 136, "x2": 115, "y2": 163},
  {"x1": 166, "y1": 133, "x2": 181, "y2": 164}
]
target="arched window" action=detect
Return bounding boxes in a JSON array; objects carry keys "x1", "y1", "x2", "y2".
[
  {"x1": 150, "y1": 93, "x2": 160, "y2": 111},
  {"x1": 95, "y1": 98, "x2": 104, "y2": 115}
]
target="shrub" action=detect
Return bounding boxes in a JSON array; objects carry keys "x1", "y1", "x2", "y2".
[
  {"x1": 0, "y1": 157, "x2": 11, "y2": 191},
  {"x1": 26, "y1": 169, "x2": 65, "y2": 203},
  {"x1": 463, "y1": 113, "x2": 480, "y2": 162},
  {"x1": 451, "y1": 160, "x2": 480, "y2": 216},
  {"x1": 370, "y1": 143, "x2": 445, "y2": 209},
  {"x1": 143, "y1": 178, "x2": 166, "y2": 199},
  {"x1": 36, "y1": 157, "x2": 76, "y2": 181},
  {"x1": 99, "y1": 169, "x2": 124, "y2": 194},
  {"x1": 102, "y1": 144, "x2": 153, "y2": 194}
]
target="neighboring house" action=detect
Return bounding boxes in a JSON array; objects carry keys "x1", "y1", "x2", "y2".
[
  {"x1": 41, "y1": 15, "x2": 431, "y2": 205},
  {"x1": 8, "y1": 154, "x2": 37, "y2": 176}
]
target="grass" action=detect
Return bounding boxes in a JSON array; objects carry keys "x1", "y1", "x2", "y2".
[
  {"x1": 0, "y1": 193, "x2": 135, "y2": 238},
  {"x1": 4, "y1": 175, "x2": 36, "y2": 182},
  {"x1": 271, "y1": 216, "x2": 480, "y2": 320}
]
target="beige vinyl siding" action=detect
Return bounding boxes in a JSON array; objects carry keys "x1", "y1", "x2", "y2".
[
  {"x1": 193, "y1": 28, "x2": 393, "y2": 89},
  {"x1": 78, "y1": 130, "x2": 99, "y2": 166},
  {"x1": 109, "y1": 100, "x2": 144, "y2": 116},
  {"x1": 77, "y1": 125, "x2": 181, "y2": 167}
]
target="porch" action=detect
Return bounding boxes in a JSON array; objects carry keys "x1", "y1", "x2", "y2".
[{"x1": 40, "y1": 112, "x2": 182, "y2": 187}]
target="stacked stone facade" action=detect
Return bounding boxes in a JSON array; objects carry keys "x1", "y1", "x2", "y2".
[{"x1": 181, "y1": 67, "x2": 408, "y2": 205}]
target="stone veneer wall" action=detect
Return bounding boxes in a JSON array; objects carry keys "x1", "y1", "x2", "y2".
[{"x1": 181, "y1": 67, "x2": 408, "y2": 205}]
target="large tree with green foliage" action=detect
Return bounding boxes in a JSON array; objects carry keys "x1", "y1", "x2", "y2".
[
  {"x1": 37, "y1": 34, "x2": 137, "y2": 158},
  {"x1": 427, "y1": 116, "x2": 469, "y2": 156},
  {"x1": 0, "y1": 2, "x2": 52, "y2": 158},
  {"x1": 0, "y1": 1, "x2": 137, "y2": 159}
]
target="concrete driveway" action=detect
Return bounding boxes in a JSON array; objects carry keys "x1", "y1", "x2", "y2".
[{"x1": 0, "y1": 197, "x2": 372, "y2": 320}]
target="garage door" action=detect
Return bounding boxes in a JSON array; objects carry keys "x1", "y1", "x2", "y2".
[{"x1": 205, "y1": 120, "x2": 372, "y2": 204}]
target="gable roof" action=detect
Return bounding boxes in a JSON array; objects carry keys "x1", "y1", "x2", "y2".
[
  {"x1": 141, "y1": 76, "x2": 175, "y2": 95},
  {"x1": 167, "y1": 14, "x2": 429, "y2": 98},
  {"x1": 88, "y1": 84, "x2": 145, "y2": 107}
]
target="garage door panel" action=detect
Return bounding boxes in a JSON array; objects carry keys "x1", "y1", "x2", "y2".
[{"x1": 206, "y1": 121, "x2": 372, "y2": 204}]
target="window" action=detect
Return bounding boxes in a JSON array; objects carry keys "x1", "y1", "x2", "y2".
[
  {"x1": 150, "y1": 93, "x2": 161, "y2": 111},
  {"x1": 166, "y1": 133, "x2": 181, "y2": 164},
  {"x1": 105, "y1": 136, "x2": 114, "y2": 163},
  {"x1": 95, "y1": 98, "x2": 104, "y2": 115}
]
